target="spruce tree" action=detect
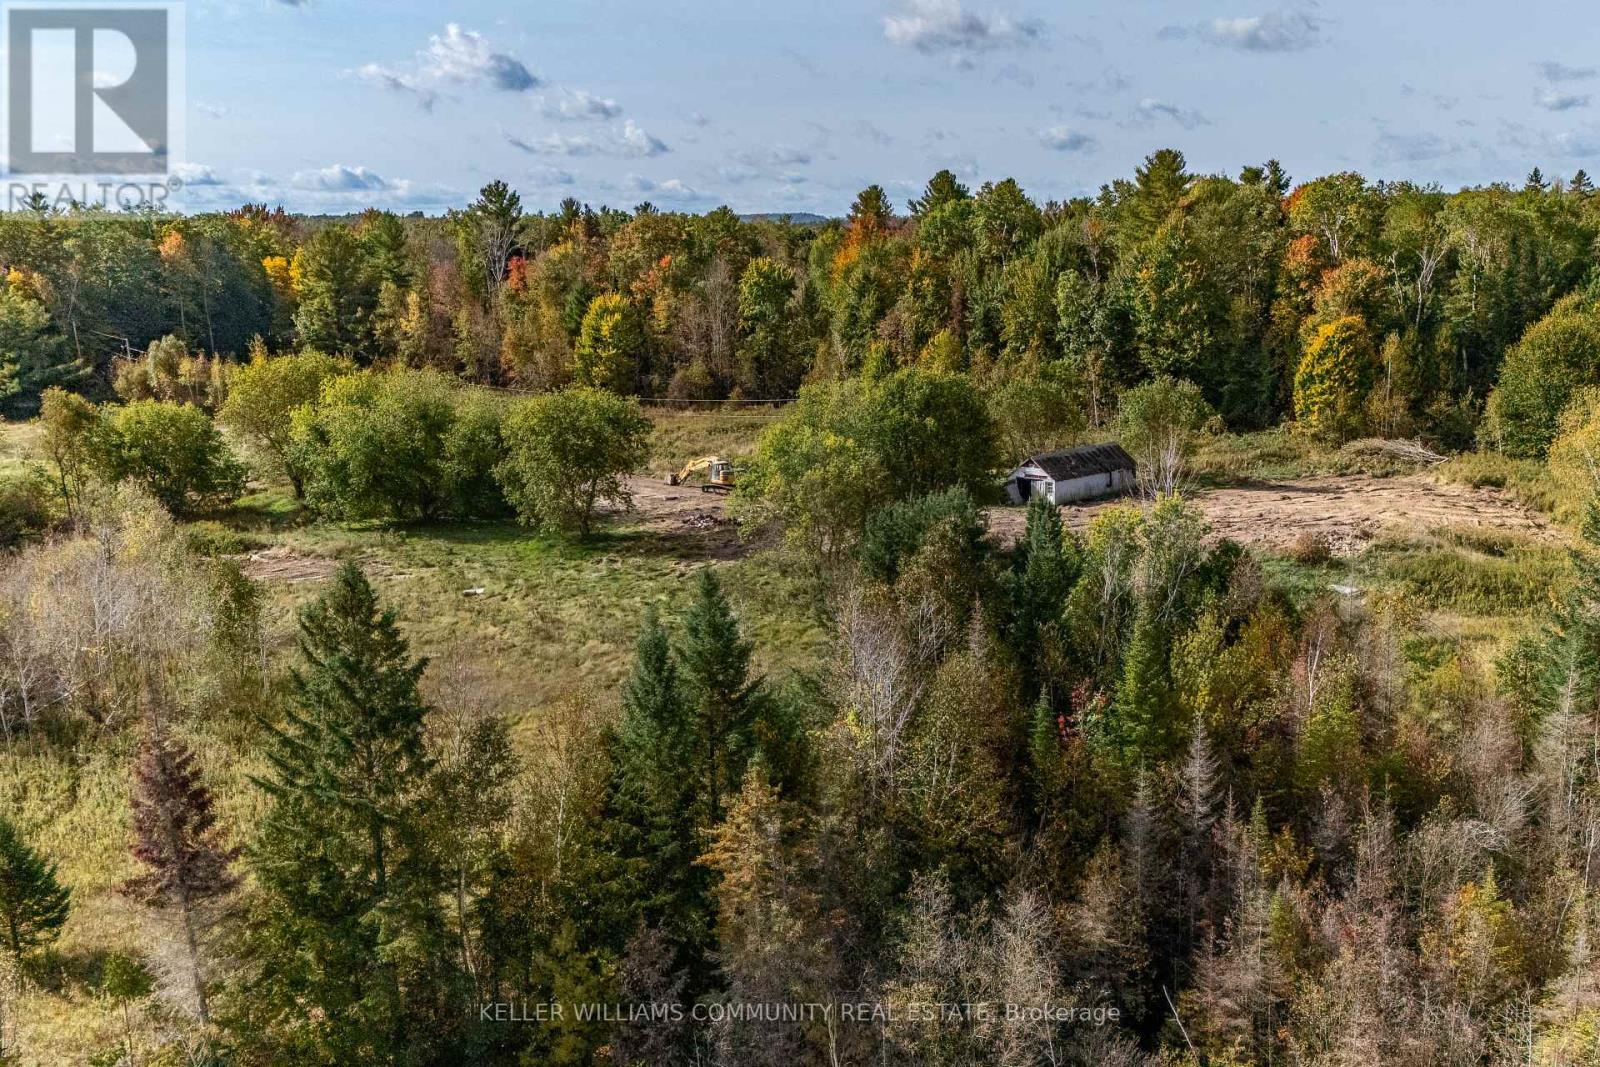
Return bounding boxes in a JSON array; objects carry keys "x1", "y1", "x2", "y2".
[
  {"x1": 122, "y1": 727, "x2": 238, "y2": 1025},
  {"x1": 679, "y1": 569, "x2": 763, "y2": 823},
  {"x1": 244, "y1": 564, "x2": 452, "y2": 1063},
  {"x1": 0, "y1": 815, "x2": 70, "y2": 966},
  {"x1": 607, "y1": 608, "x2": 711, "y2": 976}
]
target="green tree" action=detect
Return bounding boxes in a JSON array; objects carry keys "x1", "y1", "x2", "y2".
[
  {"x1": 293, "y1": 225, "x2": 380, "y2": 360},
  {"x1": 0, "y1": 281, "x2": 82, "y2": 417},
  {"x1": 1115, "y1": 375, "x2": 1215, "y2": 496},
  {"x1": 291, "y1": 368, "x2": 504, "y2": 521},
  {"x1": 680, "y1": 568, "x2": 763, "y2": 823},
  {"x1": 219, "y1": 348, "x2": 352, "y2": 498},
  {"x1": 0, "y1": 815, "x2": 70, "y2": 967},
  {"x1": 37, "y1": 385, "x2": 101, "y2": 519},
  {"x1": 605, "y1": 609, "x2": 712, "y2": 979},
  {"x1": 97, "y1": 400, "x2": 246, "y2": 516},
  {"x1": 243, "y1": 564, "x2": 455, "y2": 1064},
  {"x1": 495, "y1": 386, "x2": 651, "y2": 537},
  {"x1": 909, "y1": 169, "x2": 971, "y2": 217},
  {"x1": 736, "y1": 257, "x2": 800, "y2": 397},
  {"x1": 574, "y1": 293, "x2": 645, "y2": 393},
  {"x1": 1484, "y1": 295, "x2": 1600, "y2": 456}
]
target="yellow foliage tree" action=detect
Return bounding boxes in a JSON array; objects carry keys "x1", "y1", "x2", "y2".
[{"x1": 1294, "y1": 315, "x2": 1375, "y2": 441}]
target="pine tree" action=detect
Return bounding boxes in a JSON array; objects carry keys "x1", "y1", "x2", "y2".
[
  {"x1": 679, "y1": 568, "x2": 763, "y2": 823},
  {"x1": 244, "y1": 564, "x2": 452, "y2": 1063},
  {"x1": 1571, "y1": 169, "x2": 1594, "y2": 198},
  {"x1": 122, "y1": 727, "x2": 238, "y2": 1025},
  {"x1": 0, "y1": 815, "x2": 70, "y2": 966},
  {"x1": 1008, "y1": 495, "x2": 1077, "y2": 699},
  {"x1": 608, "y1": 607, "x2": 712, "y2": 978}
]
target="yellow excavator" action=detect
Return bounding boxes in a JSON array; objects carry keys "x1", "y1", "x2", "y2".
[{"x1": 668, "y1": 456, "x2": 737, "y2": 493}]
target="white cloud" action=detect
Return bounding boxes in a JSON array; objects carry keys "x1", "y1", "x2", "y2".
[
  {"x1": 540, "y1": 89, "x2": 623, "y2": 121},
  {"x1": 423, "y1": 24, "x2": 538, "y2": 91},
  {"x1": 507, "y1": 119, "x2": 669, "y2": 158},
  {"x1": 1538, "y1": 61, "x2": 1597, "y2": 83},
  {"x1": 1163, "y1": 11, "x2": 1322, "y2": 53},
  {"x1": 1374, "y1": 131, "x2": 1455, "y2": 163},
  {"x1": 627, "y1": 175, "x2": 702, "y2": 204},
  {"x1": 1135, "y1": 98, "x2": 1209, "y2": 129},
  {"x1": 358, "y1": 24, "x2": 537, "y2": 108},
  {"x1": 1536, "y1": 87, "x2": 1590, "y2": 112},
  {"x1": 883, "y1": 0, "x2": 1043, "y2": 58},
  {"x1": 1038, "y1": 126, "x2": 1094, "y2": 152},
  {"x1": 731, "y1": 144, "x2": 814, "y2": 168},
  {"x1": 291, "y1": 163, "x2": 391, "y2": 191},
  {"x1": 172, "y1": 162, "x2": 222, "y2": 186}
]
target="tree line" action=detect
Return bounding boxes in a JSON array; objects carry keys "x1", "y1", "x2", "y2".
[{"x1": 5, "y1": 155, "x2": 1600, "y2": 458}]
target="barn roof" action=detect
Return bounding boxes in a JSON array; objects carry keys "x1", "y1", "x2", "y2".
[{"x1": 1019, "y1": 443, "x2": 1136, "y2": 480}]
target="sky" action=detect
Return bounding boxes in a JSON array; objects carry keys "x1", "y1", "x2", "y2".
[{"x1": 169, "y1": 0, "x2": 1600, "y2": 215}]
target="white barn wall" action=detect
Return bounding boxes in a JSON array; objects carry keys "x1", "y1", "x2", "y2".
[{"x1": 1050, "y1": 469, "x2": 1133, "y2": 503}]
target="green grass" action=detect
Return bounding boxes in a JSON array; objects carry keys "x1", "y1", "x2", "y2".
[
  {"x1": 1436, "y1": 450, "x2": 1569, "y2": 520},
  {"x1": 0, "y1": 418, "x2": 43, "y2": 478},
  {"x1": 1362, "y1": 527, "x2": 1569, "y2": 617},
  {"x1": 645, "y1": 408, "x2": 777, "y2": 473},
  {"x1": 1193, "y1": 429, "x2": 1444, "y2": 484}
]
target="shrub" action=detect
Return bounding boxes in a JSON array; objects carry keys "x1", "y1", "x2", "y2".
[
  {"x1": 1287, "y1": 531, "x2": 1332, "y2": 566},
  {"x1": 496, "y1": 387, "x2": 652, "y2": 537},
  {"x1": 859, "y1": 486, "x2": 986, "y2": 585},
  {"x1": 1483, "y1": 294, "x2": 1600, "y2": 457},
  {"x1": 737, "y1": 368, "x2": 997, "y2": 565},
  {"x1": 0, "y1": 468, "x2": 55, "y2": 548},
  {"x1": 219, "y1": 347, "x2": 353, "y2": 497},
  {"x1": 98, "y1": 400, "x2": 245, "y2": 516},
  {"x1": 292, "y1": 369, "x2": 506, "y2": 522}
]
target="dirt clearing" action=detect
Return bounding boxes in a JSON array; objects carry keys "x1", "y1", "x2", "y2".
[{"x1": 986, "y1": 473, "x2": 1563, "y2": 552}]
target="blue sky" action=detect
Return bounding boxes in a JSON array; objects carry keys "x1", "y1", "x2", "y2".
[{"x1": 177, "y1": 0, "x2": 1600, "y2": 215}]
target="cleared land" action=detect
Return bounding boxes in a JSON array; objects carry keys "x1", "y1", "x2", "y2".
[
  {"x1": 986, "y1": 472, "x2": 1562, "y2": 552},
  {"x1": 606, "y1": 469, "x2": 1564, "y2": 558}
]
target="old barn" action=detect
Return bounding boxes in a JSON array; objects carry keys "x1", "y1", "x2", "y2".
[{"x1": 1005, "y1": 443, "x2": 1137, "y2": 505}]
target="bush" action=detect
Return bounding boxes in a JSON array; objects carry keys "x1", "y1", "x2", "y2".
[
  {"x1": 219, "y1": 348, "x2": 353, "y2": 497},
  {"x1": 859, "y1": 486, "x2": 986, "y2": 584},
  {"x1": 1483, "y1": 294, "x2": 1600, "y2": 457},
  {"x1": 495, "y1": 387, "x2": 652, "y2": 537},
  {"x1": 0, "y1": 468, "x2": 55, "y2": 547},
  {"x1": 737, "y1": 368, "x2": 998, "y2": 564},
  {"x1": 292, "y1": 368, "x2": 506, "y2": 522},
  {"x1": 1287, "y1": 531, "x2": 1332, "y2": 565},
  {"x1": 98, "y1": 400, "x2": 245, "y2": 516}
]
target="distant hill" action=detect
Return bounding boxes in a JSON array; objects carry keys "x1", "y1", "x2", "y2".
[{"x1": 738, "y1": 212, "x2": 832, "y2": 224}]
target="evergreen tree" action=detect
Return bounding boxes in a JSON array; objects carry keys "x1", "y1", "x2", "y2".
[
  {"x1": 122, "y1": 727, "x2": 239, "y2": 1025},
  {"x1": 608, "y1": 608, "x2": 712, "y2": 977},
  {"x1": 0, "y1": 815, "x2": 70, "y2": 966},
  {"x1": 909, "y1": 168, "x2": 971, "y2": 216},
  {"x1": 242, "y1": 564, "x2": 454, "y2": 1063},
  {"x1": 679, "y1": 568, "x2": 764, "y2": 823},
  {"x1": 1006, "y1": 495, "x2": 1078, "y2": 698},
  {"x1": 1571, "y1": 169, "x2": 1594, "y2": 198}
]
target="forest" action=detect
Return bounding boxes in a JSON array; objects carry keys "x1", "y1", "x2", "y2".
[{"x1": 0, "y1": 151, "x2": 1599, "y2": 1066}]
